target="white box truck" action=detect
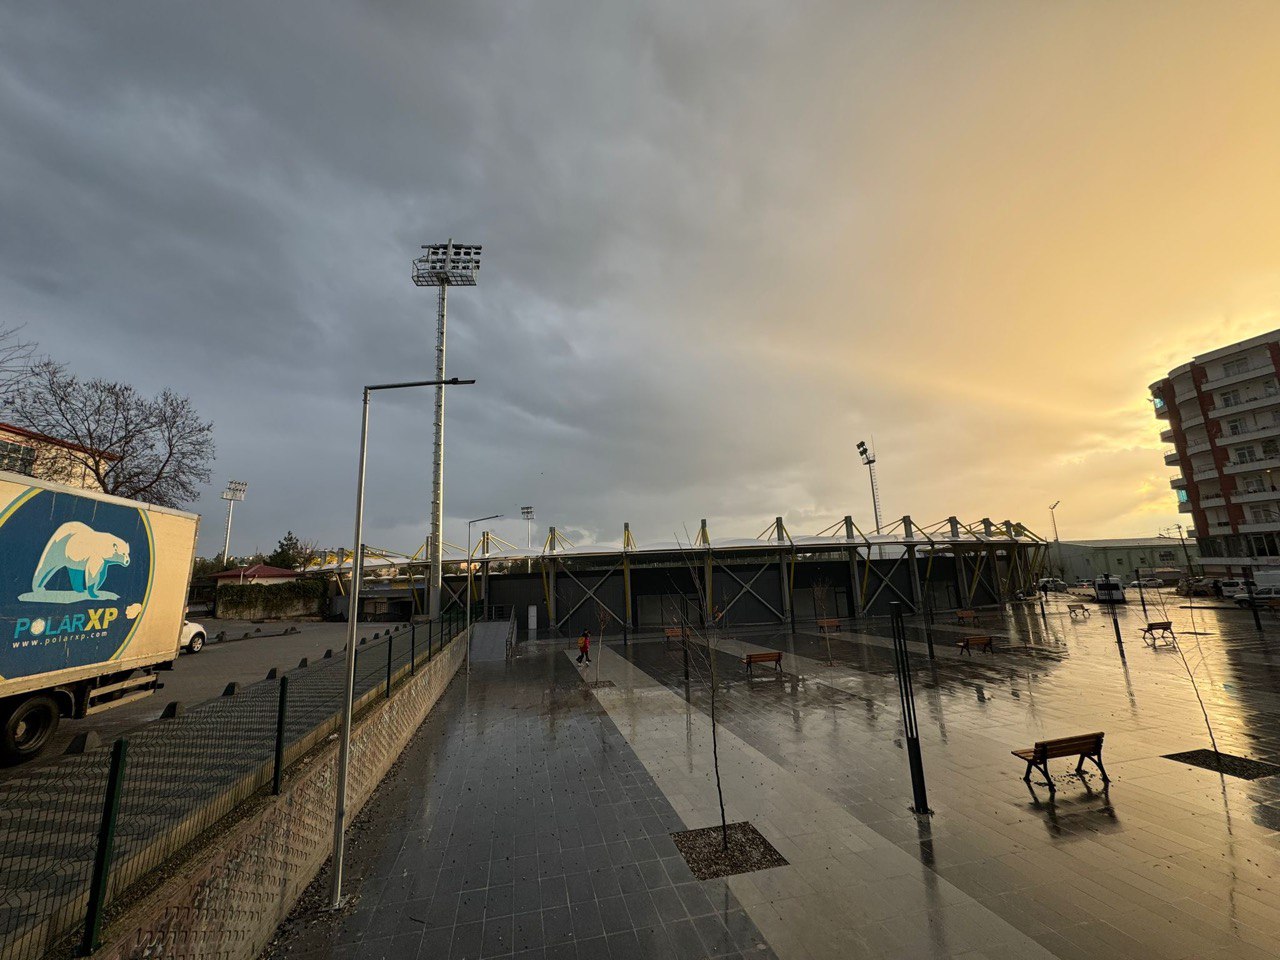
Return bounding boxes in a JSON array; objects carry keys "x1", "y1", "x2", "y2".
[{"x1": 0, "y1": 471, "x2": 198, "y2": 762}]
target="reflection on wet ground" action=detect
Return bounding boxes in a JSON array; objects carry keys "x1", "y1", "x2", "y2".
[{"x1": 270, "y1": 596, "x2": 1280, "y2": 959}]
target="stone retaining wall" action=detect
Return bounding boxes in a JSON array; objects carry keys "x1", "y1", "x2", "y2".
[{"x1": 93, "y1": 636, "x2": 466, "y2": 960}]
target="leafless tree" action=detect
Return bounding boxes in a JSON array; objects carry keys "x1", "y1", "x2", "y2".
[
  {"x1": 813, "y1": 576, "x2": 835, "y2": 665},
  {"x1": 0, "y1": 325, "x2": 33, "y2": 407},
  {"x1": 8, "y1": 359, "x2": 214, "y2": 507}
]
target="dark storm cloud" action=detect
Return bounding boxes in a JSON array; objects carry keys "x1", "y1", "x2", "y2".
[{"x1": 5, "y1": 2, "x2": 1280, "y2": 551}]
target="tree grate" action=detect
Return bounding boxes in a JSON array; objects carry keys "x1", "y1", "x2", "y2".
[
  {"x1": 671, "y1": 821, "x2": 788, "y2": 880},
  {"x1": 1164, "y1": 749, "x2": 1280, "y2": 780}
]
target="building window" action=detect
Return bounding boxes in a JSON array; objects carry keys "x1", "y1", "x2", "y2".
[
  {"x1": 1252, "y1": 507, "x2": 1274, "y2": 524},
  {"x1": 0, "y1": 440, "x2": 35, "y2": 476},
  {"x1": 1221, "y1": 388, "x2": 1242, "y2": 408},
  {"x1": 1228, "y1": 417, "x2": 1248, "y2": 436},
  {"x1": 1159, "y1": 550, "x2": 1176, "y2": 563},
  {"x1": 1177, "y1": 488, "x2": 1190, "y2": 502},
  {"x1": 1267, "y1": 379, "x2": 1280, "y2": 397},
  {"x1": 1224, "y1": 357, "x2": 1250, "y2": 376},
  {"x1": 1265, "y1": 439, "x2": 1280, "y2": 459},
  {"x1": 1237, "y1": 445, "x2": 1259, "y2": 463},
  {"x1": 1244, "y1": 477, "x2": 1265, "y2": 493}
]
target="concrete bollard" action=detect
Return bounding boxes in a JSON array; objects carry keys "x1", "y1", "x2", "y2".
[
  {"x1": 298, "y1": 657, "x2": 309, "y2": 668},
  {"x1": 222, "y1": 682, "x2": 239, "y2": 697},
  {"x1": 323, "y1": 649, "x2": 333, "y2": 659},
  {"x1": 266, "y1": 667, "x2": 279, "y2": 680},
  {"x1": 65, "y1": 731, "x2": 101, "y2": 754},
  {"x1": 160, "y1": 701, "x2": 184, "y2": 719}
]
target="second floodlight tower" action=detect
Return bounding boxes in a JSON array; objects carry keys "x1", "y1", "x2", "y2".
[{"x1": 413, "y1": 240, "x2": 483, "y2": 620}]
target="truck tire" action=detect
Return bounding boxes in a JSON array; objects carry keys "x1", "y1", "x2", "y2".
[{"x1": 0, "y1": 695, "x2": 61, "y2": 764}]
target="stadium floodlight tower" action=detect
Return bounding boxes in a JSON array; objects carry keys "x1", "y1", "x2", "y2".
[
  {"x1": 521, "y1": 505, "x2": 535, "y2": 549},
  {"x1": 220, "y1": 480, "x2": 247, "y2": 565},
  {"x1": 412, "y1": 240, "x2": 482, "y2": 620}
]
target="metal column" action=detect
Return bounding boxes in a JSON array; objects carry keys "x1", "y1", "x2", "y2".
[
  {"x1": 547, "y1": 526, "x2": 557, "y2": 630},
  {"x1": 775, "y1": 517, "x2": 790, "y2": 622},
  {"x1": 904, "y1": 515, "x2": 923, "y2": 613},
  {"x1": 481, "y1": 530, "x2": 490, "y2": 620},
  {"x1": 845, "y1": 515, "x2": 864, "y2": 617},
  {"x1": 622, "y1": 522, "x2": 634, "y2": 629},
  {"x1": 949, "y1": 517, "x2": 971, "y2": 607},
  {"x1": 700, "y1": 519, "x2": 713, "y2": 625},
  {"x1": 427, "y1": 283, "x2": 448, "y2": 621}
]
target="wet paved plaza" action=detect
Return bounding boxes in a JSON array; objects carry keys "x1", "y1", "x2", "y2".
[{"x1": 273, "y1": 597, "x2": 1280, "y2": 959}]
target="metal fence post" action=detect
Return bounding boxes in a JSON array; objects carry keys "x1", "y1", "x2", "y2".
[
  {"x1": 891, "y1": 603, "x2": 931, "y2": 815},
  {"x1": 82, "y1": 738, "x2": 128, "y2": 956},
  {"x1": 273, "y1": 675, "x2": 289, "y2": 795},
  {"x1": 386, "y1": 635, "x2": 394, "y2": 699}
]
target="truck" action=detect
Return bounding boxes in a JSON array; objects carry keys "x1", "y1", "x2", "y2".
[{"x1": 0, "y1": 471, "x2": 198, "y2": 763}]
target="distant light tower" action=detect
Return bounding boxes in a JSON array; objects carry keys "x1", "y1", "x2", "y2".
[
  {"x1": 521, "y1": 506, "x2": 535, "y2": 550},
  {"x1": 856, "y1": 440, "x2": 882, "y2": 535},
  {"x1": 1048, "y1": 501, "x2": 1061, "y2": 541},
  {"x1": 413, "y1": 240, "x2": 483, "y2": 620},
  {"x1": 220, "y1": 480, "x2": 247, "y2": 565}
]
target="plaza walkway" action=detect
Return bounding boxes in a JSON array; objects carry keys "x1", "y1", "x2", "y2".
[{"x1": 270, "y1": 596, "x2": 1280, "y2": 959}]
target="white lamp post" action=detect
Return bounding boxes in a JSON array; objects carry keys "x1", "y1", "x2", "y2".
[
  {"x1": 220, "y1": 480, "x2": 247, "y2": 565},
  {"x1": 412, "y1": 241, "x2": 482, "y2": 623},
  {"x1": 330, "y1": 376, "x2": 474, "y2": 910}
]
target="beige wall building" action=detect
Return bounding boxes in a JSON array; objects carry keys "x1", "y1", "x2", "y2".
[{"x1": 0, "y1": 421, "x2": 114, "y2": 490}]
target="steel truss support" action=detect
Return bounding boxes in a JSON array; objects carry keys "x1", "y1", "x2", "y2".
[
  {"x1": 555, "y1": 561, "x2": 626, "y2": 630},
  {"x1": 717, "y1": 561, "x2": 786, "y2": 621},
  {"x1": 844, "y1": 516, "x2": 865, "y2": 617},
  {"x1": 859, "y1": 546, "x2": 918, "y2": 612}
]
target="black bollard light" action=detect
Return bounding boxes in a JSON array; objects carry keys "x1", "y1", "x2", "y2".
[
  {"x1": 891, "y1": 603, "x2": 931, "y2": 814},
  {"x1": 1133, "y1": 568, "x2": 1149, "y2": 620},
  {"x1": 1246, "y1": 577, "x2": 1263, "y2": 633}
]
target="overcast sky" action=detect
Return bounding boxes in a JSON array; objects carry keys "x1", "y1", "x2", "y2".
[{"x1": 4, "y1": 2, "x2": 1280, "y2": 557}]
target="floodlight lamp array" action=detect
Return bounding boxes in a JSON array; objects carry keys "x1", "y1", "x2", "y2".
[
  {"x1": 412, "y1": 242, "x2": 482, "y2": 287},
  {"x1": 222, "y1": 480, "x2": 247, "y2": 502}
]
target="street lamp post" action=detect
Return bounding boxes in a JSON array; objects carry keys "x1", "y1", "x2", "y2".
[
  {"x1": 220, "y1": 481, "x2": 247, "y2": 565},
  {"x1": 413, "y1": 241, "x2": 483, "y2": 623},
  {"x1": 330, "y1": 376, "x2": 474, "y2": 910},
  {"x1": 467, "y1": 513, "x2": 503, "y2": 674}
]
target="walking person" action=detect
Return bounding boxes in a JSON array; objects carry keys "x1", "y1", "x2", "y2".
[{"x1": 576, "y1": 629, "x2": 592, "y2": 665}]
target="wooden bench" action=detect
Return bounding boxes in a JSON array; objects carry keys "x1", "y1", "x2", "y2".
[
  {"x1": 1066, "y1": 603, "x2": 1090, "y2": 619},
  {"x1": 1012, "y1": 732, "x2": 1108, "y2": 794},
  {"x1": 740, "y1": 651, "x2": 783, "y2": 677},
  {"x1": 956, "y1": 609, "x2": 980, "y2": 626},
  {"x1": 956, "y1": 635, "x2": 994, "y2": 656},
  {"x1": 817, "y1": 618, "x2": 841, "y2": 636},
  {"x1": 664, "y1": 626, "x2": 685, "y2": 649},
  {"x1": 1140, "y1": 621, "x2": 1176, "y2": 646}
]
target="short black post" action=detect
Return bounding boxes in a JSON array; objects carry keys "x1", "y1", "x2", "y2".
[
  {"x1": 273, "y1": 676, "x2": 289, "y2": 795},
  {"x1": 1109, "y1": 596, "x2": 1124, "y2": 653},
  {"x1": 386, "y1": 635, "x2": 394, "y2": 699},
  {"x1": 923, "y1": 587, "x2": 936, "y2": 660},
  {"x1": 1247, "y1": 577, "x2": 1263, "y2": 632},
  {"x1": 683, "y1": 635, "x2": 690, "y2": 687},
  {"x1": 1038, "y1": 585, "x2": 1048, "y2": 627},
  {"x1": 82, "y1": 738, "x2": 128, "y2": 956},
  {"x1": 1134, "y1": 568, "x2": 1149, "y2": 620},
  {"x1": 410, "y1": 623, "x2": 417, "y2": 674},
  {"x1": 890, "y1": 603, "x2": 930, "y2": 815}
]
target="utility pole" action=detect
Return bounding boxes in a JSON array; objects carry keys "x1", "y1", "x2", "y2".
[
  {"x1": 220, "y1": 481, "x2": 247, "y2": 565},
  {"x1": 413, "y1": 241, "x2": 483, "y2": 621}
]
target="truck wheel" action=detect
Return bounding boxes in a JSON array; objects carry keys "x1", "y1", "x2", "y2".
[
  {"x1": 0, "y1": 695, "x2": 61, "y2": 764},
  {"x1": 187, "y1": 633, "x2": 205, "y2": 653}
]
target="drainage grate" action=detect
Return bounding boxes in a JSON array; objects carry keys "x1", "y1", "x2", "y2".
[
  {"x1": 585, "y1": 680, "x2": 615, "y2": 690},
  {"x1": 1164, "y1": 749, "x2": 1280, "y2": 781}
]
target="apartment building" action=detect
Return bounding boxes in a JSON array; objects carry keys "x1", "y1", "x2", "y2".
[{"x1": 1151, "y1": 330, "x2": 1280, "y2": 574}]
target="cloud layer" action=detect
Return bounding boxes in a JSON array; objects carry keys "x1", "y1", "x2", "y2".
[{"x1": 3, "y1": 2, "x2": 1279, "y2": 554}]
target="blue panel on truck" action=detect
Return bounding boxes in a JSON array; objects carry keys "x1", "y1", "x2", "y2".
[{"x1": 0, "y1": 488, "x2": 155, "y2": 679}]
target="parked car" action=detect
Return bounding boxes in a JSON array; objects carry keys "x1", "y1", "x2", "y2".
[
  {"x1": 1128, "y1": 578, "x2": 1162, "y2": 588},
  {"x1": 180, "y1": 620, "x2": 206, "y2": 653},
  {"x1": 1218, "y1": 579, "x2": 1255, "y2": 599},
  {"x1": 1235, "y1": 587, "x2": 1279, "y2": 608}
]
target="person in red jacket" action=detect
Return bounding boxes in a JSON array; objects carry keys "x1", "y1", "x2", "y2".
[{"x1": 576, "y1": 629, "x2": 592, "y2": 664}]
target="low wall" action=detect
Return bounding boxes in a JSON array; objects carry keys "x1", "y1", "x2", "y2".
[{"x1": 94, "y1": 635, "x2": 466, "y2": 960}]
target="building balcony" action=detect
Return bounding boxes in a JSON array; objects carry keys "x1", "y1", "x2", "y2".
[
  {"x1": 1178, "y1": 500, "x2": 1195, "y2": 513},
  {"x1": 1199, "y1": 493, "x2": 1225, "y2": 506},
  {"x1": 1185, "y1": 439, "x2": 1212, "y2": 456},
  {"x1": 1210, "y1": 393, "x2": 1280, "y2": 418},
  {"x1": 1154, "y1": 399, "x2": 1170, "y2": 419},
  {"x1": 1232, "y1": 489, "x2": 1280, "y2": 505},
  {"x1": 1216, "y1": 555, "x2": 1280, "y2": 567},
  {"x1": 1224, "y1": 455, "x2": 1280, "y2": 475},
  {"x1": 1221, "y1": 421, "x2": 1280, "y2": 446},
  {"x1": 1202, "y1": 363, "x2": 1276, "y2": 392},
  {"x1": 1160, "y1": 428, "x2": 1175, "y2": 444},
  {"x1": 1192, "y1": 465, "x2": 1219, "y2": 482},
  {"x1": 1170, "y1": 475, "x2": 1187, "y2": 489},
  {"x1": 1164, "y1": 450, "x2": 1180, "y2": 466},
  {"x1": 1237, "y1": 522, "x2": 1280, "y2": 534},
  {"x1": 1182, "y1": 412, "x2": 1205, "y2": 429}
]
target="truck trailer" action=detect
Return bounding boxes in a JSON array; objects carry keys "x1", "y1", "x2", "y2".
[{"x1": 0, "y1": 471, "x2": 198, "y2": 762}]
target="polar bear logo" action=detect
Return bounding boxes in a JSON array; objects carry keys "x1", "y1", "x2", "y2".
[{"x1": 28, "y1": 522, "x2": 131, "y2": 601}]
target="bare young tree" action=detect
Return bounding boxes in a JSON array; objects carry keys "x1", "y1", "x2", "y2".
[
  {"x1": 0, "y1": 325, "x2": 33, "y2": 407},
  {"x1": 8, "y1": 359, "x2": 214, "y2": 507}
]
